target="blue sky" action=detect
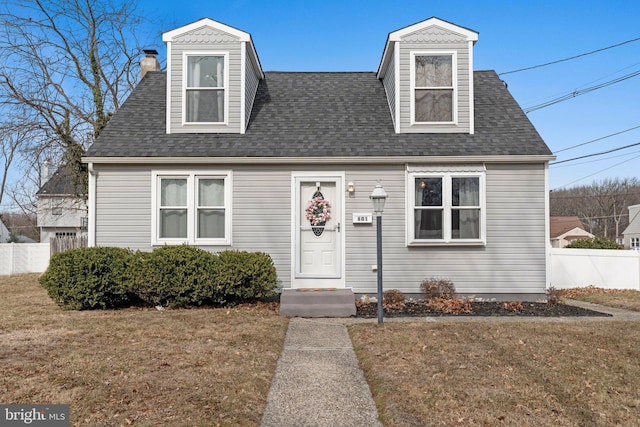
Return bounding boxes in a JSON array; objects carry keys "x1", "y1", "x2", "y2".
[
  {"x1": 0, "y1": 0, "x2": 629, "y2": 208},
  {"x1": 1, "y1": 0, "x2": 636, "y2": 212},
  {"x1": 137, "y1": 0, "x2": 640, "y2": 191}
]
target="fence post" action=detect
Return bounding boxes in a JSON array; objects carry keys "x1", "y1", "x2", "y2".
[{"x1": 10, "y1": 243, "x2": 15, "y2": 276}]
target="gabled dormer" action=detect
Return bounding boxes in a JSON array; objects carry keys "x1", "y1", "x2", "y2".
[
  {"x1": 377, "y1": 17, "x2": 478, "y2": 134},
  {"x1": 162, "y1": 18, "x2": 264, "y2": 134}
]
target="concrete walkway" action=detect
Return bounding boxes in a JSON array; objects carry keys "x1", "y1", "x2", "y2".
[{"x1": 261, "y1": 317, "x2": 382, "y2": 427}]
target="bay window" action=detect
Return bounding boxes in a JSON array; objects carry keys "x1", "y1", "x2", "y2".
[
  {"x1": 184, "y1": 53, "x2": 227, "y2": 123},
  {"x1": 409, "y1": 170, "x2": 485, "y2": 244},
  {"x1": 153, "y1": 171, "x2": 231, "y2": 245}
]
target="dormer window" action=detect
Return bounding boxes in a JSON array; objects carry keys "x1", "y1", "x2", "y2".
[
  {"x1": 411, "y1": 52, "x2": 457, "y2": 124},
  {"x1": 184, "y1": 53, "x2": 228, "y2": 123}
]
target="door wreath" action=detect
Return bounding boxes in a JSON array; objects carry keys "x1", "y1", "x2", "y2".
[{"x1": 305, "y1": 193, "x2": 331, "y2": 237}]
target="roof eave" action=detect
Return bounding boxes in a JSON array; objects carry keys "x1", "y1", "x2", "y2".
[
  {"x1": 162, "y1": 17, "x2": 251, "y2": 42},
  {"x1": 83, "y1": 155, "x2": 556, "y2": 165}
]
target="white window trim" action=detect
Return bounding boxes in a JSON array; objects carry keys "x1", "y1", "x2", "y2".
[
  {"x1": 410, "y1": 51, "x2": 458, "y2": 125},
  {"x1": 151, "y1": 170, "x2": 232, "y2": 246},
  {"x1": 182, "y1": 51, "x2": 229, "y2": 126},
  {"x1": 632, "y1": 237, "x2": 640, "y2": 249},
  {"x1": 406, "y1": 170, "x2": 485, "y2": 246}
]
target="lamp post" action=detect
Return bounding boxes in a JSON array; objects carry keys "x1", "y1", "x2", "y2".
[{"x1": 370, "y1": 182, "x2": 387, "y2": 324}]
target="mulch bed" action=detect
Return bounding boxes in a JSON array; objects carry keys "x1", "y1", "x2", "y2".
[{"x1": 356, "y1": 301, "x2": 611, "y2": 318}]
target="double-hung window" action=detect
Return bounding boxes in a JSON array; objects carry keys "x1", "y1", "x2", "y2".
[
  {"x1": 412, "y1": 52, "x2": 456, "y2": 123},
  {"x1": 632, "y1": 237, "x2": 640, "y2": 250},
  {"x1": 153, "y1": 171, "x2": 231, "y2": 245},
  {"x1": 184, "y1": 53, "x2": 227, "y2": 123},
  {"x1": 408, "y1": 170, "x2": 485, "y2": 245}
]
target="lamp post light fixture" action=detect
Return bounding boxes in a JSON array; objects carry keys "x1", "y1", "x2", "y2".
[{"x1": 370, "y1": 182, "x2": 387, "y2": 324}]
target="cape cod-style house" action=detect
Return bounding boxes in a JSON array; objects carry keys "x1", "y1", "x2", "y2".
[{"x1": 82, "y1": 17, "x2": 554, "y2": 307}]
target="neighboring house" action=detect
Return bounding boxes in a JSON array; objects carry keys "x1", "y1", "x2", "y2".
[
  {"x1": 549, "y1": 216, "x2": 595, "y2": 248},
  {"x1": 82, "y1": 17, "x2": 554, "y2": 300},
  {"x1": 623, "y1": 204, "x2": 640, "y2": 250},
  {"x1": 0, "y1": 217, "x2": 10, "y2": 242},
  {"x1": 36, "y1": 162, "x2": 88, "y2": 242}
]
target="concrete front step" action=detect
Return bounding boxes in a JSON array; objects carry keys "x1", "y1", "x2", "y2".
[{"x1": 280, "y1": 289, "x2": 356, "y2": 317}]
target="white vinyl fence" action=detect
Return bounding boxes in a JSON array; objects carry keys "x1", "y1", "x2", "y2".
[
  {"x1": 550, "y1": 248, "x2": 640, "y2": 290},
  {"x1": 0, "y1": 243, "x2": 50, "y2": 276}
]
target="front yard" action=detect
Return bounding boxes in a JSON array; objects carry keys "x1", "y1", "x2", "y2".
[
  {"x1": 4, "y1": 274, "x2": 640, "y2": 426},
  {"x1": 350, "y1": 320, "x2": 640, "y2": 426},
  {"x1": 0, "y1": 274, "x2": 289, "y2": 426}
]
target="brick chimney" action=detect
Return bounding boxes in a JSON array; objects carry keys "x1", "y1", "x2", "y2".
[{"x1": 140, "y1": 49, "x2": 160, "y2": 80}]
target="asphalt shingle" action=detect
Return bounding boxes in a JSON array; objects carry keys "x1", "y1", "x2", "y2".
[{"x1": 85, "y1": 70, "x2": 551, "y2": 158}]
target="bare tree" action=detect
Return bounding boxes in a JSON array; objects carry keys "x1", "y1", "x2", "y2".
[
  {"x1": 0, "y1": 123, "x2": 28, "y2": 207},
  {"x1": 551, "y1": 177, "x2": 640, "y2": 238},
  {"x1": 0, "y1": 0, "x2": 150, "y2": 200}
]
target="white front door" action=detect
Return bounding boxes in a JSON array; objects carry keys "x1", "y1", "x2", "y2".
[{"x1": 293, "y1": 174, "x2": 344, "y2": 288}]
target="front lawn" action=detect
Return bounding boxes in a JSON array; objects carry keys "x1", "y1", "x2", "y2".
[
  {"x1": 561, "y1": 287, "x2": 640, "y2": 312},
  {"x1": 350, "y1": 321, "x2": 640, "y2": 426},
  {"x1": 0, "y1": 274, "x2": 288, "y2": 426}
]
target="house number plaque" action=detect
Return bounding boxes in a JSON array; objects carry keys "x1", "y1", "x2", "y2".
[{"x1": 352, "y1": 213, "x2": 373, "y2": 224}]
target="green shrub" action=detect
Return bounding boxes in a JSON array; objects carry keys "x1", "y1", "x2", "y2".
[
  {"x1": 130, "y1": 245, "x2": 222, "y2": 307},
  {"x1": 213, "y1": 250, "x2": 278, "y2": 302},
  {"x1": 565, "y1": 237, "x2": 623, "y2": 249},
  {"x1": 39, "y1": 247, "x2": 133, "y2": 310}
]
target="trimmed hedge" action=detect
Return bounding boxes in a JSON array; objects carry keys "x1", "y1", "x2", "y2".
[
  {"x1": 130, "y1": 245, "x2": 222, "y2": 307},
  {"x1": 565, "y1": 237, "x2": 623, "y2": 249},
  {"x1": 39, "y1": 246, "x2": 132, "y2": 310},
  {"x1": 215, "y1": 250, "x2": 278, "y2": 301},
  {"x1": 39, "y1": 245, "x2": 278, "y2": 310}
]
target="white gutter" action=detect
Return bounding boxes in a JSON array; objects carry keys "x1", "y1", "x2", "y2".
[{"x1": 82, "y1": 155, "x2": 555, "y2": 165}]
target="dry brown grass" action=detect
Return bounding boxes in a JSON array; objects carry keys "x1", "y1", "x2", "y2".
[
  {"x1": 561, "y1": 287, "x2": 640, "y2": 312},
  {"x1": 350, "y1": 321, "x2": 640, "y2": 426},
  {"x1": 0, "y1": 274, "x2": 288, "y2": 426}
]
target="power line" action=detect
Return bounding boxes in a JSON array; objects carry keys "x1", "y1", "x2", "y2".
[
  {"x1": 553, "y1": 153, "x2": 640, "y2": 190},
  {"x1": 553, "y1": 124, "x2": 640, "y2": 154},
  {"x1": 524, "y1": 68, "x2": 640, "y2": 113},
  {"x1": 551, "y1": 141, "x2": 640, "y2": 165},
  {"x1": 551, "y1": 148, "x2": 640, "y2": 168},
  {"x1": 499, "y1": 36, "x2": 640, "y2": 76}
]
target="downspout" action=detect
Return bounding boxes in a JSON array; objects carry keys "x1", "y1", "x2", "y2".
[
  {"x1": 88, "y1": 163, "x2": 96, "y2": 247},
  {"x1": 545, "y1": 162, "x2": 551, "y2": 291}
]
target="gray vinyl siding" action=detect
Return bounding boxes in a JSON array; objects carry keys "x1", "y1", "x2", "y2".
[
  {"x1": 398, "y1": 31, "x2": 471, "y2": 134},
  {"x1": 94, "y1": 162, "x2": 547, "y2": 295},
  {"x1": 381, "y1": 52, "x2": 396, "y2": 128},
  {"x1": 344, "y1": 163, "x2": 546, "y2": 295},
  {"x1": 95, "y1": 166, "x2": 151, "y2": 250},
  {"x1": 169, "y1": 30, "x2": 242, "y2": 133},
  {"x1": 245, "y1": 50, "x2": 260, "y2": 129},
  {"x1": 347, "y1": 165, "x2": 546, "y2": 294}
]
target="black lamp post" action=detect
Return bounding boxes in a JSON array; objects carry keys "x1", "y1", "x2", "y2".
[{"x1": 370, "y1": 182, "x2": 387, "y2": 324}]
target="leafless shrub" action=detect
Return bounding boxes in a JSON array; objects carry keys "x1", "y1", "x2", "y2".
[
  {"x1": 427, "y1": 297, "x2": 472, "y2": 315},
  {"x1": 547, "y1": 287, "x2": 563, "y2": 305},
  {"x1": 420, "y1": 278, "x2": 456, "y2": 300},
  {"x1": 383, "y1": 289, "x2": 406, "y2": 308},
  {"x1": 503, "y1": 301, "x2": 523, "y2": 313}
]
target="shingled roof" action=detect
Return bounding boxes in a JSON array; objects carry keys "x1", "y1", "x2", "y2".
[
  {"x1": 36, "y1": 164, "x2": 79, "y2": 196},
  {"x1": 85, "y1": 70, "x2": 551, "y2": 159}
]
